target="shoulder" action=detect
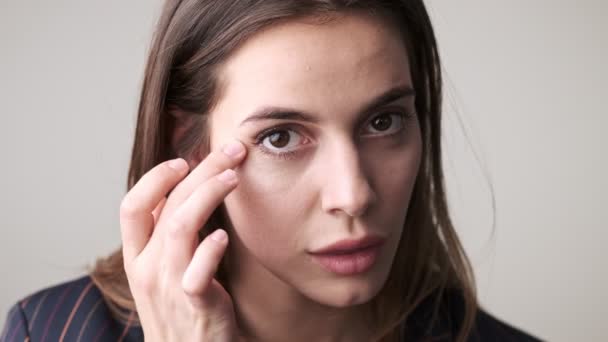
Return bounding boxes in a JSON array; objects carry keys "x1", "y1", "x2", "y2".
[
  {"x1": 470, "y1": 309, "x2": 542, "y2": 341},
  {"x1": 1, "y1": 275, "x2": 143, "y2": 342},
  {"x1": 406, "y1": 288, "x2": 543, "y2": 341}
]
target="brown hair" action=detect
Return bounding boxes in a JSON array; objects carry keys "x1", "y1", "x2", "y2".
[{"x1": 90, "y1": 0, "x2": 478, "y2": 341}]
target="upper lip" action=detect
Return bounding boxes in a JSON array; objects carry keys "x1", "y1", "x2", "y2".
[{"x1": 309, "y1": 235, "x2": 385, "y2": 255}]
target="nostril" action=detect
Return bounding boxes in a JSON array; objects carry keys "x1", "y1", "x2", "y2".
[
  {"x1": 320, "y1": 146, "x2": 376, "y2": 216},
  {"x1": 323, "y1": 179, "x2": 376, "y2": 218},
  {"x1": 345, "y1": 194, "x2": 374, "y2": 217}
]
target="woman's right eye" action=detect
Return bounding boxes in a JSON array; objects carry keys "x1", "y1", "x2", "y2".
[{"x1": 254, "y1": 127, "x2": 309, "y2": 159}]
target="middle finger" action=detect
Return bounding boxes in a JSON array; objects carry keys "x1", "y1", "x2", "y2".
[
  {"x1": 160, "y1": 139, "x2": 246, "y2": 226},
  {"x1": 163, "y1": 168, "x2": 239, "y2": 276}
]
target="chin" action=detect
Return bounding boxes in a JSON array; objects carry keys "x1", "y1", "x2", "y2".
[
  {"x1": 303, "y1": 274, "x2": 388, "y2": 308},
  {"x1": 295, "y1": 245, "x2": 397, "y2": 308}
]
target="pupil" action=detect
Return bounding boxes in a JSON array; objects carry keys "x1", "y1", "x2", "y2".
[
  {"x1": 372, "y1": 115, "x2": 392, "y2": 131},
  {"x1": 269, "y1": 132, "x2": 290, "y2": 148}
]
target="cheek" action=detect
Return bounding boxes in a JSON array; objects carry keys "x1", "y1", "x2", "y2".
[
  {"x1": 380, "y1": 149, "x2": 420, "y2": 201},
  {"x1": 367, "y1": 134, "x2": 422, "y2": 237},
  {"x1": 235, "y1": 152, "x2": 299, "y2": 193},
  {"x1": 223, "y1": 155, "x2": 312, "y2": 256}
]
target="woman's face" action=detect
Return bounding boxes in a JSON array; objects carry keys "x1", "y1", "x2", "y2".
[{"x1": 208, "y1": 13, "x2": 422, "y2": 308}]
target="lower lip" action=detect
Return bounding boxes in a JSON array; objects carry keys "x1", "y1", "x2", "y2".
[{"x1": 309, "y1": 245, "x2": 381, "y2": 275}]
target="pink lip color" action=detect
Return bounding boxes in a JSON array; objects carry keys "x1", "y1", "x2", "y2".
[
  {"x1": 310, "y1": 235, "x2": 385, "y2": 255},
  {"x1": 308, "y1": 235, "x2": 385, "y2": 275},
  {"x1": 309, "y1": 244, "x2": 382, "y2": 275}
]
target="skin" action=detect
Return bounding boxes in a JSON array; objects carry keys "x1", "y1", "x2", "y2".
[
  {"x1": 120, "y1": 10, "x2": 422, "y2": 342},
  {"x1": 207, "y1": 12, "x2": 423, "y2": 342},
  {"x1": 121, "y1": 152, "x2": 245, "y2": 341}
]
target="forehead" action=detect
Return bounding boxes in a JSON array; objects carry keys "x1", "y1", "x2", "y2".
[{"x1": 212, "y1": 12, "x2": 412, "y2": 127}]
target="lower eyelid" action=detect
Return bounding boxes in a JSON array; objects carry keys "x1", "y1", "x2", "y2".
[
  {"x1": 257, "y1": 142, "x2": 306, "y2": 161},
  {"x1": 253, "y1": 129, "x2": 309, "y2": 158},
  {"x1": 362, "y1": 113, "x2": 410, "y2": 136}
]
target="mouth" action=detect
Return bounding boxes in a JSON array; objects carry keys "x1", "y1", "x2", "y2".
[
  {"x1": 307, "y1": 235, "x2": 386, "y2": 275},
  {"x1": 309, "y1": 235, "x2": 385, "y2": 255}
]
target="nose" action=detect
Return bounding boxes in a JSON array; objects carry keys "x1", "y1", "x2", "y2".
[{"x1": 320, "y1": 140, "x2": 377, "y2": 217}]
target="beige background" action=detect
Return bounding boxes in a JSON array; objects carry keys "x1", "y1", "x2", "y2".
[{"x1": 1, "y1": 1, "x2": 606, "y2": 341}]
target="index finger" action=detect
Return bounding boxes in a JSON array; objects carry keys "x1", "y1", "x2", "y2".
[
  {"x1": 160, "y1": 139, "x2": 247, "y2": 222},
  {"x1": 119, "y1": 158, "x2": 189, "y2": 263}
]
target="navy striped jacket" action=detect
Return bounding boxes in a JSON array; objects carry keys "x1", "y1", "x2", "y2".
[
  {"x1": 1, "y1": 275, "x2": 541, "y2": 341},
  {"x1": 1, "y1": 276, "x2": 142, "y2": 342}
]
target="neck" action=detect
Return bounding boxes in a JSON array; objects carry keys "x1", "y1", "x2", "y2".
[{"x1": 225, "y1": 249, "x2": 376, "y2": 342}]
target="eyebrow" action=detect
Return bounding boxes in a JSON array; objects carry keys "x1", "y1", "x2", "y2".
[{"x1": 239, "y1": 85, "x2": 416, "y2": 127}]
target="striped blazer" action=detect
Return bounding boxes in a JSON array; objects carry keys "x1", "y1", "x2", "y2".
[
  {"x1": 1, "y1": 275, "x2": 541, "y2": 341},
  {"x1": 1, "y1": 276, "x2": 142, "y2": 342}
]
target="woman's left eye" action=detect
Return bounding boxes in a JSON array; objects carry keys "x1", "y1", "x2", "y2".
[{"x1": 363, "y1": 111, "x2": 409, "y2": 136}]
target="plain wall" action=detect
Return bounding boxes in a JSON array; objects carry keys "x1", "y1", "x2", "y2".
[{"x1": 1, "y1": 1, "x2": 606, "y2": 341}]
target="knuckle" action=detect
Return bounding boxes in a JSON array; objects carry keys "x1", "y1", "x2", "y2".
[
  {"x1": 133, "y1": 272, "x2": 157, "y2": 295},
  {"x1": 122, "y1": 254, "x2": 134, "y2": 272},
  {"x1": 119, "y1": 196, "x2": 140, "y2": 220},
  {"x1": 122, "y1": 255, "x2": 133, "y2": 274},
  {"x1": 166, "y1": 216, "x2": 190, "y2": 238},
  {"x1": 181, "y1": 280, "x2": 200, "y2": 297},
  {"x1": 124, "y1": 260, "x2": 157, "y2": 296}
]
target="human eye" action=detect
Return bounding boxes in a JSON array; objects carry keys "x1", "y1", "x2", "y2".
[
  {"x1": 362, "y1": 110, "x2": 415, "y2": 137},
  {"x1": 253, "y1": 125, "x2": 310, "y2": 160}
]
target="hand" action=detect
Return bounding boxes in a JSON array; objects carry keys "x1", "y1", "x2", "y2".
[{"x1": 119, "y1": 140, "x2": 247, "y2": 342}]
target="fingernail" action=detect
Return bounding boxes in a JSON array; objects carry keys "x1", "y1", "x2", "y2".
[
  {"x1": 222, "y1": 141, "x2": 244, "y2": 158},
  {"x1": 210, "y1": 229, "x2": 227, "y2": 242},
  {"x1": 168, "y1": 158, "x2": 187, "y2": 171},
  {"x1": 217, "y1": 169, "x2": 237, "y2": 183}
]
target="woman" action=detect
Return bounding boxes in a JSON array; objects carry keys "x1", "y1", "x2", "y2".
[{"x1": 1, "y1": 0, "x2": 541, "y2": 341}]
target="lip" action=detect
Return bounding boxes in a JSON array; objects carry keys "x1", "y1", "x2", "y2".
[
  {"x1": 308, "y1": 235, "x2": 386, "y2": 275},
  {"x1": 308, "y1": 244, "x2": 383, "y2": 275},
  {"x1": 309, "y1": 235, "x2": 386, "y2": 255}
]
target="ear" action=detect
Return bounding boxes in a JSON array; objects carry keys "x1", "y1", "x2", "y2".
[
  {"x1": 166, "y1": 107, "x2": 203, "y2": 167},
  {"x1": 167, "y1": 107, "x2": 189, "y2": 153}
]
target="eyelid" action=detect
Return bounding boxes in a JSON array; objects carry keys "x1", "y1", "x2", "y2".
[
  {"x1": 360, "y1": 109, "x2": 414, "y2": 136},
  {"x1": 252, "y1": 108, "x2": 414, "y2": 158},
  {"x1": 253, "y1": 125, "x2": 310, "y2": 161},
  {"x1": 253, "y1": 123, "x2": 308, "y2": 144},
  {"x1": 253, "y1": 108, "x2": 411, "y2": 141}
]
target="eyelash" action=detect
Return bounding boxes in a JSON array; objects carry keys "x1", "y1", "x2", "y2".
[
  {"x1": 253, "y1": 127, "x2": 303, "y2": 161},
  {"x1": 252, "y1": 111, "x2": 415, "y2": 161}
]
